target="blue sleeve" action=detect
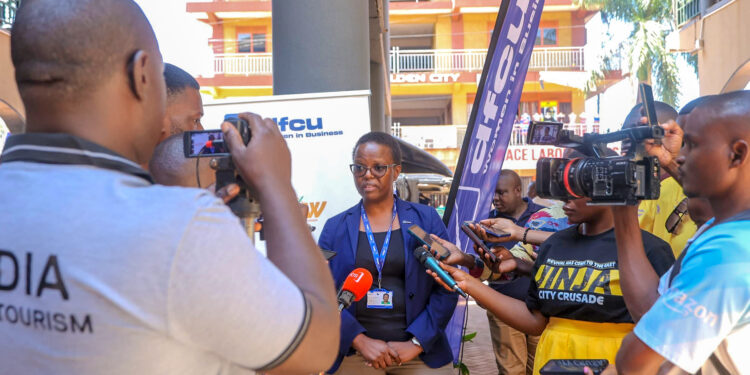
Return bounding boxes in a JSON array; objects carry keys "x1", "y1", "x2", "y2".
[
  {"x1": 633, "y1": 228, "x2": 750, "y2": 373},
  {"x1": 317, "y1": 218, "x2": 366, "y2": 359},
  {"x1": 406, "y1": 208, "x2": 458, "y2": 352}
]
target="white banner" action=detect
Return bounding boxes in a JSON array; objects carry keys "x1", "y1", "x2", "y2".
[{"x1": 202, "y1": 90, "x2": 371, "y2": 246}]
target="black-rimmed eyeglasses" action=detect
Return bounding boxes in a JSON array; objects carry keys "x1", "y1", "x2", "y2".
[{"x1": 349, "y1": 164, "x2": 398, "y2": 178}]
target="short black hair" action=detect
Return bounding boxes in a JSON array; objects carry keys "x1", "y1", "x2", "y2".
[
  {"x1": 621, "y1": 101, "x2": 678, "y2": 130},
  {"x1": 353, "y1": 132, "x2": 403, "y2": 165},
  {"x1": 11, "y1": 0, "x2": 154, "y2": 102},
  {"x1": 164, "y1": 63, "x2": 200, "y2": 99}
]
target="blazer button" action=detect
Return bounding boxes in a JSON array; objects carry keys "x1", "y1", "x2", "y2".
[{"x1": 409, "y1": 293, "x2": 415, "y2": 299}]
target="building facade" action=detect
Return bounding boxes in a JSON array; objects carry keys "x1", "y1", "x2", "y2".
[
  {"x1": 672, "y1": 0, "x2": 750, "y2": 95},
  {"x1": 186, "y1": 0, "x2": 616, "y2": 181}
]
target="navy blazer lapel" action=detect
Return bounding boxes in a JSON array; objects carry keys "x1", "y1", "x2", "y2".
[
  {"x1": 396, "y1": 198, "x2": 418, "y2": 285},
  {"x1": 346, "y1": 201, "x2": 362, "y2": 260}
]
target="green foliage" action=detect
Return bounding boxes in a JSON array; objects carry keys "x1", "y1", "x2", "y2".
[
  {"x1": 583, "y1": 0, "x2": 682, "y2": 106},
  {"x1": 451, "y1": 332, "x2": 478, "y2": 375},
  {"x1": 453, "y1": 362, "x2": 470, "y2": 375},
  {"x1": 462, "y1": 332, "x2": 477, "y2": 342}
]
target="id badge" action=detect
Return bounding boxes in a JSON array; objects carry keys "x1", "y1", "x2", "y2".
[{"x1": 366, "y1": 289, "x2": 393, "y2": 309}]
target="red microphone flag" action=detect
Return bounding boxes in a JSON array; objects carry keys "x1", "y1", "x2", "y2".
[{"x1": 342, "y1": 268, "x2": 372, "y2": 301}]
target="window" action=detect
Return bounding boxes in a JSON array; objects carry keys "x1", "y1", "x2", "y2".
[
  {"x1": 534, "y1": 27, "x2": 557, "y2": 46},
  {"x1": 237, "y1": 32, "x2": 266, "y2": 53}
]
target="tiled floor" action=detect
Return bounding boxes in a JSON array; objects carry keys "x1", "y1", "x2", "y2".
[{"x1": 457, "y1": 299, "x2": 498, "y2": 375}]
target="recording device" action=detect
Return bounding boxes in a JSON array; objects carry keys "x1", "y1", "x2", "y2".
[
  {"x1": 461, "y1": 222, "x2": 498, "y2": 264},
  {"x1": 464, "y1": 221, "x2": 511, "y2": 239},
  {"x1": 407, "y1": 225, "x2": 450, "y2": 260},
  {"x1": 337, "y1": 268, "x2": 373, "y2": 312},
  {"x1": 414, "y1": 248, "x2": 468, "y2": 298},
  {"x1": 539, "y1": 359, "x2": 609, "y2": 375},
  {"x1": 183, "y1": 115, "x2": 251, "y2": 158},
  {"x1": 183, "y1": 114, "x2": 260, "y2": 241},
  {"x1": 528, "y1": 83, "x2": 663, "y2": 205},
  {"x1": 183, "y1": 130, "x2": 228, "y2": 157}
]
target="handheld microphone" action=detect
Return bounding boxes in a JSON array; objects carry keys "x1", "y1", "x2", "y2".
[
  {"x1": 414, "y1": 248, "x2": 468, "y2": 298},
  {"x1": 337, "y1": 268, "x2": 373, "y2": 312}
]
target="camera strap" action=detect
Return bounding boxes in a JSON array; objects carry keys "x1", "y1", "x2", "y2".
[{"x1": 0, "y1": 133, "x2": 153, "y2": 184}]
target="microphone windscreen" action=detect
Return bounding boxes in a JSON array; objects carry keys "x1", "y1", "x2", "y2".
[{"x1": 342, "y1": 268, "x2": 373, "y2": 301}]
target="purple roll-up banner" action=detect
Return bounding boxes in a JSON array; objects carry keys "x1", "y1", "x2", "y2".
[{"x1": 442, "y1": 0, "x2": 545, "y2": 362}]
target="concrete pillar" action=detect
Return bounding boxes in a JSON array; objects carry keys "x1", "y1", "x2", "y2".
[
  {"x1": 369, "y1": 0, "x2": 389, "y2": 133},
  {"x1": 272, "y1": 0, "x2": 370, "y2": 96},
  {"x1": 451, "y1": 85, "x2": 468, "y2": 125},
  {"x1": 370, "y1": 60, "x2": 385, "y2": 132}
]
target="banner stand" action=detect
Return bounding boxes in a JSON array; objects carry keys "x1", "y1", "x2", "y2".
[{"x1": 441, "y1": 0, "x2": 546, "y2": 364}]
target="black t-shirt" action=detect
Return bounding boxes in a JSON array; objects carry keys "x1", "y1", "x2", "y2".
[
  {"x1": 354, "y1": 230, "x2": 410, "y2": 342},
  {"x1": 526, "y1": 226, "x2": 675, "y2": 323}
]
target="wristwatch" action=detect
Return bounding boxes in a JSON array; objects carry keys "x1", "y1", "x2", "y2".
[{"x1": 411, "y1": 336, "x2": 421, "y2": 347}]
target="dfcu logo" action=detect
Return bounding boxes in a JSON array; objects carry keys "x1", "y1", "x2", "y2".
[
  {"x1": 306, "y1": 201, "x2": 327, "y2": 221},
  {"x1": 273, "y1": 117, "x2": 323, "y2": 132}
]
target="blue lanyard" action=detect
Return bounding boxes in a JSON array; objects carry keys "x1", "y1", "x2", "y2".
[{"x1": 361, "y1": 202, "x2": 397, "y2": 288}]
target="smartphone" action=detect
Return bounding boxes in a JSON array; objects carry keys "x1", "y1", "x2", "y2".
[
  {"x1": 639, "y1": 83, "x2": 658, "y2": 127},
  {"x1": 407, "y1": 225, "x2": 450, "y2": 260},
  {"x1": 460, "y1": 222, "x2": 498, "y2": 263},
  {"x1": 183, "y1": 114, "x2": 251, "y2": 158},
  {"x1": 183, "y1": 130, "x2": 229, "y2": 158},
  {"x1": 540, "y1": 359, "x2": 609, "y2": 375},
  {"x1": 465, "y1": 221, "x2": 511, "y2": 239},
  {"x1": 321, "y1": 249, "x2": 337, "y2": 261}
]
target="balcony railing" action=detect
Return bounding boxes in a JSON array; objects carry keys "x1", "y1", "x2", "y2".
[
  {"x1": 508, "y1": 123, "x2": 600, "y2": 146},
  {"x1": 395, "y1": 123, "x2": 602, "y2": 150},
  {"x1": 209, "y1": 47, "x2": 585, "y2": 77},
  {"x1": 1, "y1": 0, "x2": 20, "y2": 29},
  {"x1": 213, "y1": 53, "x2": 273, "y2": 76},
  {"x1": 389, "y1": 46, "x2": 584, "y2": 74},
  {"x1": 675, "y1": 0, "x2": 700, "y2": 26}
]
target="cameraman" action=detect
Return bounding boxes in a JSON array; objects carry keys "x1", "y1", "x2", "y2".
[
  {"x1": 0, "y1": 1, "x2": 338, "y2": 374},
  {"x1": 608, "y1": 91, "x2": 750, "y2": 374},
  {"x1": 621, "y1": 102, "x2": 696, "y2": 258},
  {"x1": 161, "y1": 63, "x2": 204, "y2": 142}
]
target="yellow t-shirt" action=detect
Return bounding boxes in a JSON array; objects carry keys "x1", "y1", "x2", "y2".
[{"x1": 638, "y1": 177, "x2": 697, "y2": 258}]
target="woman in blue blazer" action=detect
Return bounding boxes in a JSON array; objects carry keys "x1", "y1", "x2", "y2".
[{"x1": 319, "y1": 132, "x2": 457, "y2": 374}]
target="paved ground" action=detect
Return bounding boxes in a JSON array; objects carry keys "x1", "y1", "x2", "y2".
[{"x1": 457, "y1": 299, "x2": 498, "y2": 375}]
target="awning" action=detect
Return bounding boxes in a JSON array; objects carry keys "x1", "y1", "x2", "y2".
[{"x1": 397, "y1": 138, "x2": 453, "y2": 177}]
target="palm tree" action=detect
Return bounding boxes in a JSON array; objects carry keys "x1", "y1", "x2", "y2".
[{"x1": 584, "y1": 0, "x2": 680, "y2": 106}]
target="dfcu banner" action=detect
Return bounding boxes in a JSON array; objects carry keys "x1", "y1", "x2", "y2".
[
  {"x1": 201, "y1": 91, "x2": 371, "y2": 251},
  {"x1": 442, "y1": 0, "x2": 545, "y2": 361}
]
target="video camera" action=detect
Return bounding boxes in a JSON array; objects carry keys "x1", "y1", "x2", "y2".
[
  {"x1": 527, "y1": 83, "x2": 663, "y2": 205},
  {"x1": 182, "y1": 115, "x2": 261, "y2": 239}
]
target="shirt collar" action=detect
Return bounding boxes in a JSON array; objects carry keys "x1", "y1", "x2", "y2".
[
  {"x1": 494, "y1": 197, "x2": 540, "y2": 224},
  {"x1": 0, "y1": 133, "x2": 154, "y2": 184}
]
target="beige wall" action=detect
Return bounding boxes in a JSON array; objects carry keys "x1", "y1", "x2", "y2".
[
  {"x1": 0, "y1": 30, "x2": 25, "y2": 133},
  {"x1": 679, "y1": 0, "x2": 750, "y2": 95}
]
